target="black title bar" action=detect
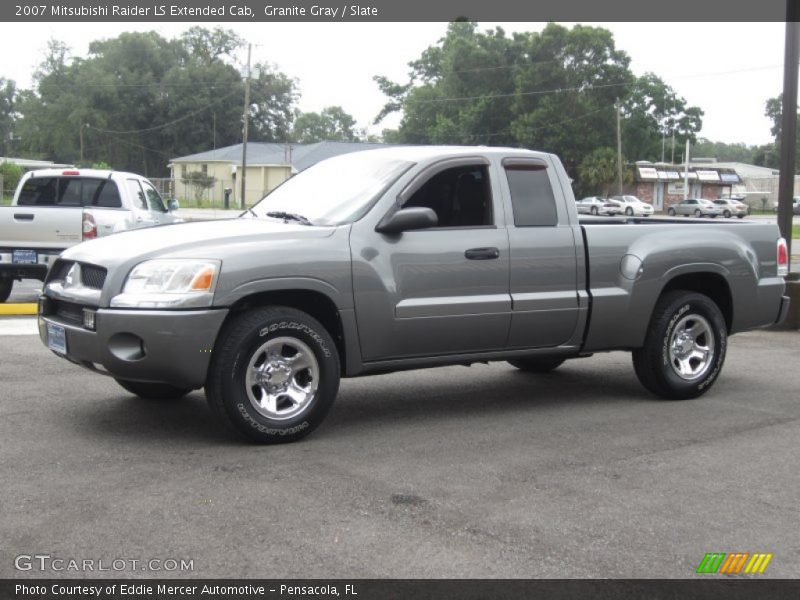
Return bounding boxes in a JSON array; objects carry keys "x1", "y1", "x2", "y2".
[
  {"x1": 1, "y1": 0, "x2": 792, "y2": 22},
  {"x1": 4, "y1": 579, "x2": 800, "y2": 600}
]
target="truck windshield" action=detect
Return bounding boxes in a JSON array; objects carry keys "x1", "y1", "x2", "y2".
[{"x1": 249, "y1": 154, "x2": 413, "y2": 226}]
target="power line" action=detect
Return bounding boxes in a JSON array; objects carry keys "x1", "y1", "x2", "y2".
[{"x1": 86, "y1": 88, "x2": 240, "y2": 134}]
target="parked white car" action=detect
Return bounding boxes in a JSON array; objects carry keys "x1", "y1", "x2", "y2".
[
  {"x1": 575, "y1": 196, "x2": 621, "y2": 216},
  {"x1": 609, "y1": 195, "x2": 654, "y2": 217},
  {"x1": 713, "y1": 198, "x2": 748, "y2": 219},
  {"x1": 0, "y1": 168, "x2": 182, "y2": 302},
  {"x1": 667, "y1": 198, "x2": 723, "y2": 218}
]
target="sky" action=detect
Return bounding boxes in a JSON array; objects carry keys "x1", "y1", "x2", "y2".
[{"x1": 0, "y1": 21, "x2": 789, "y2": 147}]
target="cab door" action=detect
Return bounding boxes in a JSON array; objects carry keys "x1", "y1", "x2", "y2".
[
  {"x1": 350, "y1": 158, "x2": 511, "y2": 361},
  {"x1": 500, "y1": 157, "x2": 581, "y2": 349},
  {"x1": 125, "y1": 179, "x2": 157, "y2": 228}
]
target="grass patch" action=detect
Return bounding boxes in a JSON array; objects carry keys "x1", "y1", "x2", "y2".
[{"x1": 793, "y1": 224, "x2": 800, "y2": 239}]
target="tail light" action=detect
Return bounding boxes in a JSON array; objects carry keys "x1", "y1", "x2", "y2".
[
  {"x1": 777, "y1": 237, "x2": 788, "y2": 277},
  {"x1": 82, "y1": 212, "x2": 97, "y2": 241}
]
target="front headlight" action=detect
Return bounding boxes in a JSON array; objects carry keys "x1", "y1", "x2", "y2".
[{"x1": 110, "y1": 259, "x2": 221, "y2": 309}]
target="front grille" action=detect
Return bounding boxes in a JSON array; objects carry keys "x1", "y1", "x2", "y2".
[
  {"x1": 81, "y1": 265, "x2": 106, "y2": 289},
  {"x1": 46, "y1": 260, "x2": 107, "y2": 290},
  {"x1": 53, "y1": 299, "x2": 86, "y2": 325}
]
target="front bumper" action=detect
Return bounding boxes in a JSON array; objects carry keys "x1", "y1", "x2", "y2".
[{"x1": 38, "y1": 301, "x2": 229, "y2": 389}]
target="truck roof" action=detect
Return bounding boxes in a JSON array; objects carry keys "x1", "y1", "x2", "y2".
[
  {"x1": 331, "y1": 145, "x2": 552, "y2": 163},
  {"x1": 25, "y1": 168, "x2": 143, "y2": 179}
]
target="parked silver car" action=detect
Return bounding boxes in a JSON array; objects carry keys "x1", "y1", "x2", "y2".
[
  {"x1": 713, "y1": 198, "x2": 748, "y2": 219},
  {"x1": 668, "y1": 198, "x2": 723, "y2": 218},
  {"x1": 576, "y1": 196, "x2": 621, "y2": 216},
  {"x1": 609, "y1": 195, "x2": 654, "y2": 217}
]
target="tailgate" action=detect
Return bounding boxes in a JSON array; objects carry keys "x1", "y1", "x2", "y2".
[{"x1": 0, "y1": 206, "x2": 83, "y2": 250}]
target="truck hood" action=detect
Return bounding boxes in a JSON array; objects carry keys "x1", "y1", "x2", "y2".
[{"x1": 61, "y1": 217, "x2": 336, "y2": 271}]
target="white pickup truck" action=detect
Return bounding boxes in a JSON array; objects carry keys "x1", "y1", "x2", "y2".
[{"x1": 0, "y1": 168, "x2": 182, "y2": 302}]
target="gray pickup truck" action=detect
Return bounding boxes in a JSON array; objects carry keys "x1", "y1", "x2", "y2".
[{"x1": 37, "y1": 147, "x2": 790, "y2": 443}]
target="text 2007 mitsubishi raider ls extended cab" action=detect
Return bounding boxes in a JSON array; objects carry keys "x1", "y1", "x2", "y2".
[{"x1": 37, "y1": 147, "x2": 789, "y2": 443}]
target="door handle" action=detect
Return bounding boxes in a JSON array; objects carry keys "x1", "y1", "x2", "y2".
[
  {"x1": 14, "y1": 213, "x2": 34, "y2": 221},
  {"x1": 465, "y1": 247, "x2": 500, "y2": 260}
]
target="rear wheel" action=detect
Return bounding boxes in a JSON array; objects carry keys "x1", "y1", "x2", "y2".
[
  {"x1": 694, "y1": 209, "x2": 702, "y2": 218},
  {"x1": 115, "y1": 379, "x2": 191, "y2": 400},
  {"x1": 508, "y1": 357, "x2": 565, "y2": 373},
  {"x1": 667, "y1": 208, "x2": 676, "y2": 216},
  {"x1": 206, "y1": 306, "x2": 340, "y2": 444},
  {"x1": 625, "y1": 207, "x2": 634, "y2": 216},
  {"x1": 632, "y1": 291, "x2": 727, "y2": 400},
  {"x1": 723, "y1": 210, "x2": 731, "y2": 218},
  {"x1": 590, "y1": 206, "x2": 599, "y2": 215},
  {"x1": 0, "y1": 278, "x2": 13, "y2": 303}
]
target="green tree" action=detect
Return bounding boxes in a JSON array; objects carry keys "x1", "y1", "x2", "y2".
[
  {"x1": 691, "y1": 138, "x2": 756, "y2": 163},
  {"x1": 0, "y1": 161, "x2": 24, "y2": 196},
  {"x1": 375, "y1": 22, "x2": 705, "y2": 186},
  {"x1": 0, "y1": 78, "x2": 15, "y2": 156},
  {"x1": 621, "y1": 73, "x2": 703, "y2": 163},
  {"x1": 292, "y1": 106, "x2": 359, "y2": 143},
  {"x1": 181, "y1": 171, "x2": 216, "y2": 205},
  {"x1": 13, "y1": 29, "x2": 298, "y2": 175},
  {"x1": 577, "y1": 147, "x2": 620, "y2": 197},
  {"x1": 761, "y1": 94, "x2": 800, "y2": 172}
]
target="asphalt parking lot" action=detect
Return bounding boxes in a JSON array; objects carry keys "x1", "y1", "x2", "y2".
[{"x1": 1, "y1": 324, "x2": 798, "y2": 579}]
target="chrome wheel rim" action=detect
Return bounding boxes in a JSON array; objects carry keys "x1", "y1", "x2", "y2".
[
  {"x1": 245, "y1": 336, "x2": 319, "y2": 420},
  {"x1": 668, "y1": 314, "x2": 715, "y2": 381}
]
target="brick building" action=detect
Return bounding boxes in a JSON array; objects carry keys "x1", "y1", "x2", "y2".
[{"x1": 631, "y1": 161, "x2": 740, "y2": 212}]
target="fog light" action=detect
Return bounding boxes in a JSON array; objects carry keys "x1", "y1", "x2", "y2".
[{"x1": 82, "y1": 308, "x2": 96, "y2": 330}]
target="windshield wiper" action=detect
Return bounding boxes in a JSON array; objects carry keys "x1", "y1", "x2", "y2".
[{"x1": 265, "y1": 211, "x2": 313, "y2": 226}]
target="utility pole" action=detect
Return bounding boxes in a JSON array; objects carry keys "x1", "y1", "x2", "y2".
[
  {"x1": 79, "y1": 123, "x2": 86, "y2": 164},
  {"x1": 615, "y1": 99, "x2": 623, "y2": 194},
  {"x1": 683, "y1": 139, "x2": 690, "y2": 201},
  {"x1": 213, "y1": 112, "x2": 216, "y2": 150},
  {"x1": 777, "y1": 6, "x2": 799, "y2": 269},
  {"x1": 240, "y1": 43, "x2": 252, "y2": 210},
  {"x1": 670, "y1": 101, "x2": 677, "y2": 164}
]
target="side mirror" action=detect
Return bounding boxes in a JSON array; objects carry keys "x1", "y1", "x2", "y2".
[
  {"x1": 167, "y1": 198, "x2": 180, "y2": 212},
  {"x1": 375, "y1": 207, "x2": 438, "y2": 234}
]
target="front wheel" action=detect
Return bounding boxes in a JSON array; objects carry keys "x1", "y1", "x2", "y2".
[
  {"x1": 694, "y1": 209, "x2": 702, "y2": 218},
  {"x1": 625, "y1": 207, "x2": 634, "y2": 216},
  {"x1": 590, "y1": 206, "x2": 598, "y2": 215},
  {"x1": 723, "y1": 210, "x2": 731, "y2": 218},
  {"x1": 0, "y1": 278, "x2": 13, "y2": 303},
  {"x1": 667, "y1": 208, "x2": 676, "y2": 216},
  {"x1": 206, "y1": 306, "x2": 340, "y2": 444},
  {"x1": 508, "y1": 357, "x2": 565, "y2": 373},
  {"x1": 115, "y1": 379, "x2": 191, "y2": 400},
  {"x1": 632, "y1": 291, "x2": 727, "y2": 400}
]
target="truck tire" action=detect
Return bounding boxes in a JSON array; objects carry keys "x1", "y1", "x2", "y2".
[
  {"x1": 632, "y1": 291, "x2": 727, "y2": 400},
  {"x1": 508, "y1": 357, "x2": 565, "y2": 373},
  {"x1": 115, "y1": 379, "x2": 191, "y2": 400},
  {"x1": 205, "y1": 306, "x2": 340, "y2": 444},
  {"x1": 0, "y1": 278, "x2": 12, "y2": 303}
]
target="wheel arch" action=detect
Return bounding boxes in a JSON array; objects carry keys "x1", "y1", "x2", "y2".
[
  {"x1": 658, "y1": 271, "x2": 733, "y2": 333},
  {"x1": 222, "y1": 288, "x2": 349, "y2": 375}
]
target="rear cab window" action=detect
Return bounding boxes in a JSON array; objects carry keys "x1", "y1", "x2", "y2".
[
  {"x1": 503, "y1": 161, "x2": 558, "y2": 227},
  {"x1": 17, "y1": 176, "x2": 122, "y2": 208}
]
